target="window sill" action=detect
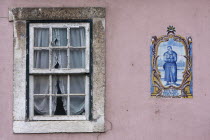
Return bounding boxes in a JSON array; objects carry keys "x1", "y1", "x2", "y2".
[{"x1": 13, "y1": 117, "x2": 104, "y2": 133}]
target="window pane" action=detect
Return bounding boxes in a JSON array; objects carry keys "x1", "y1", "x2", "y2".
[
  {"x1": 52, "y1": 28, "x2": 67, "y2": 46},
  {"x1": 34, "y1": 28, "x2": 49, "y2": 47},
  {"x1": 70, "y1": 75, "x2": 85, "y2": 94},
  {"x1": 53, "y1": 96, "x2": 67, "y2": 115},
  {"x1": 52, "y1": 50, "x2": 67, "y2": 68},
  {"x1": 70, "y1": 27, "x2": 86, "y2": 47},
  {"x1": 34, "y1": 75, "x2": 49, "y2": 94},
  {"x1": 34, "y1": 50, "x2": 49, "y2": 69},
  {"x1": 70, "y1": 96, "x2": 85, "y2": 115},
  {"x1": 70, "y1": 49, "x2": 85, "y2": 68},
  {"x1": 34, "y1": 96, "x2": 49, "y2": 115},
  {"x1": 52, "y1": 75, "x2": 68, "y2": 95}
]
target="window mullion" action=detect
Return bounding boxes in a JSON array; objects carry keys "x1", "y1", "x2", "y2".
[
  {"x1": 67, "y1": 27, "x2": 70, "y2": 47},
  {"x1": 85, "y1": 25, "x2": 90, "y2": 71},
  {"x1": 29, "y1": 26, "x2": 34, "y2": 73},
  {"x1": 48, "y1": 26, "x2": 52, "y2": 116},
  {"x1": 85, "y1": 75, "x2": 90, "y2": 120},
  {"x1": 68, "y1": 27, "x2": 71, "y2": 68},
  {"x1": 49, "y1": 75, "x2": 52, "y2": 116},
  {"x1": 67, "y1": 75, "x2": 70, "y2": 115},
  {"x1": 29, "y1": 75, "x2": 34, "y2": 120},
  {"x1": 67, "y1": 48, "x2": 70, "y2": 69},
  {"x1": 49, "y1": 27, "x2": 52, "y2": 70}
]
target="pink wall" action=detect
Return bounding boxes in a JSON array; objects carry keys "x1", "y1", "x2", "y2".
[{"x1": 1, "y1": 0, "x2": 210, "y2": 139}]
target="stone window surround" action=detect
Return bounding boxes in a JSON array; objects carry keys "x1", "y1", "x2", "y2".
[{"x1": 9, "y1": 7, "x2": 105, "y2": 133}]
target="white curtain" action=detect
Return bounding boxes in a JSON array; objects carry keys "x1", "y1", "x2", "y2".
[
  {"x1": 70, "y1": 75, "x2": 85, "y2": 115},
  {"x1": 70, "y1": 27, "x2": 86, "y2": 47},
  {"x1": 52, "y1": 76, "x2": 68, "y2": 114},
  {"x1": 52, "y1": 28, "x2": 67, "y2": 46},
  {"x1": 34, "y1": 28, "x2": 49, "y2": 47},
  {"x1": 34, "y1": 76, "x2": 49, "y2": 115},
  {"x1": 70, "y1": 75, "x2": 85, "y2": 93},
  {"x1": 34, "y1": 28, "x2": 86, "y2": 116},
  {"x1": 70, "y1": 96, "x2": 85, "y2": 115},
  {"x1": 70, "y1": 27, "x2": 86, "y2": 68},
  {"x1": 34, "y1": 50, "x2": 49, "y2": 69},
  {"x1": 34, "y1": 75, "x2": 86, "y2": 115},
  {"x1": 52, "y1": 50, "x2": 67, "y2": 68},
  {"x1": 70, "y1": 49, "x2": 85, "y2": 68}
]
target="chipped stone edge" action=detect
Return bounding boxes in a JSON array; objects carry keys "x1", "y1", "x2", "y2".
[{"x1": 11, "y1": 7, "x2": 105, "y2": 133}]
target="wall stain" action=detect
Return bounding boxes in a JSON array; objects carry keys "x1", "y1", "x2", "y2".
[
  {"x1": 155, "y1": 109, "x2": 160, "y2": 114},
  {"x1": 97, "y1": 119, "x2": 113, "y2": 140}
]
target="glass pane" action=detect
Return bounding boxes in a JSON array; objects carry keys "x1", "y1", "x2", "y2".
[
  {"x1": 70, "y1": 27, "x2": 86, "y2": 47},
  {"x1": 34, "y1": 75, "x2": 49, "y2": 94},
  {"x1": 70, "y1": 75, "x2": 85, "y2": 94},
  {"x1": 34, "y1": 50, "x2": 49, "y2": 69},
  {"x1": 70, "y1": 96, "x2": 85, "y2": 115},
  {"x1": 52, "y1": 75, "x2": 68, "y2": 94},
  {"x1": 52, "y1": 49, "x2": 67, "y2": 68},
  {"x1": 52, "y1": 28, "x2": 67, "y2": 46},
  {"x1": 34, "y1": 28, "x2": 49, "y2": 47},
  {"x1": 53, "y1": 96, "x2": 67, "y2": 115},
  {"x1": 34, "y1": 96, "x2": 49, "y2": 115},
  {"x1": 70, "y1": 49, "x2": 85, "y2": 68}
]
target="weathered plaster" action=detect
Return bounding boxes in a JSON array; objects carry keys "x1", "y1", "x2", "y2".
[{"x1": 11, "y1": 7, "x2": 105, "y2": 133}]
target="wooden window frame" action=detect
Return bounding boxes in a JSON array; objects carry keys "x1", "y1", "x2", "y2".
[{"x1": 29, "y1": 23, "x2": 90, "y2": 121}]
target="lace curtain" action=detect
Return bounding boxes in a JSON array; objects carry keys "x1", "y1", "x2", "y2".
[{"x1": 34, "y1": 27, "x2": 86, "y2": 115}]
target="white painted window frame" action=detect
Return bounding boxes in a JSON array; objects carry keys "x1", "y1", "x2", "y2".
[
  {"x1": 10, "y1": 7, "x2": 105, "y2": 133},
  {"x1": 29, "y1": 23, "x2": 90, "y2": 121}
]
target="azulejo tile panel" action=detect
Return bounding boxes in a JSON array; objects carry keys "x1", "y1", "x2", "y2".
[{"x1": 150, "y1": 26, "x2": 193, "y2": 98}]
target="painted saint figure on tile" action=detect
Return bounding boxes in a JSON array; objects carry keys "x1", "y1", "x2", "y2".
[
  {"x1": 163, "y1": 46, "x2": 178, "y2": 86},
  {"x1": 150, "y1": 26, "x2": 193, "y2": 98}
]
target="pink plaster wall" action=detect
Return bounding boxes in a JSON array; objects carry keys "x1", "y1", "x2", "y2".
[{"x1": 1, "y1": 0, "x2": 210, "y2": 139}]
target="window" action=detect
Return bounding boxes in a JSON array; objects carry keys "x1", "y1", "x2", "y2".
[
  {"x1": 29, "y1": 23, "x2": 90, "y2": 120},
  {"x1": 10, "y1": 7, "x2": 105, "y2": 133}
]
